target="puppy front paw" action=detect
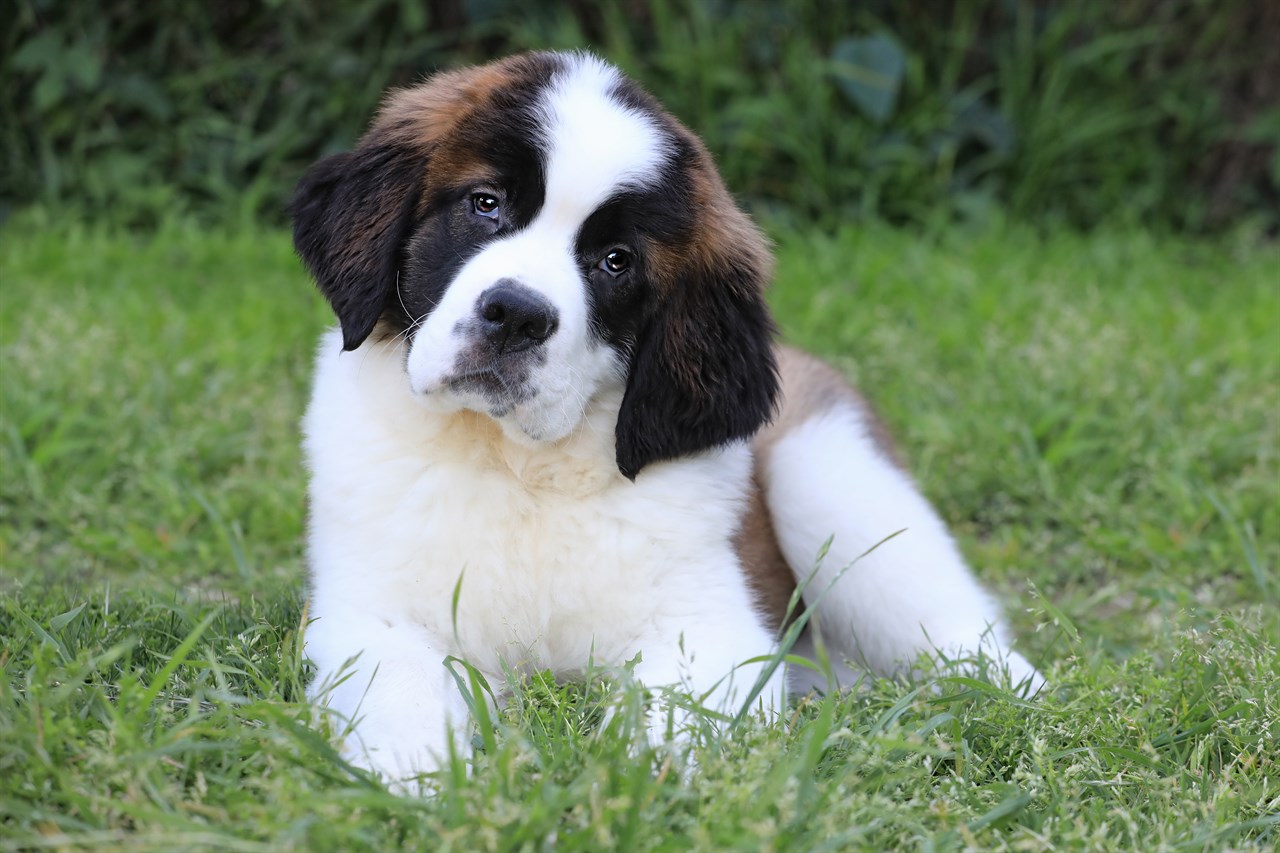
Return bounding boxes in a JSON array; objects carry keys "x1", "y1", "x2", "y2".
[{"x1": 339, "y1": 723, "x2": 457, "y2": 795}]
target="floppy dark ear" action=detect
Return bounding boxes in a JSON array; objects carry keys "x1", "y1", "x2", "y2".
[
  {"x1": 288, "y1": 144, "x2": 425, "y2": 351},
  {"x1": 615, "y1": 250, "x2": 779, "y2": 480}
]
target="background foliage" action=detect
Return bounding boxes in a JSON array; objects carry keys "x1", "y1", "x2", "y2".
[{"x1": 3, "y1": 0, "x2": 1277, "y2": 230}]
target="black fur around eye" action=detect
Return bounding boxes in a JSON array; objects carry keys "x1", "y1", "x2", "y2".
[
  {"x1": 472, "y1": 193, "x2": 500, "y2": 217},
  {"x1": 600, "y1": 248, "x2": 632, "y2": 276}
]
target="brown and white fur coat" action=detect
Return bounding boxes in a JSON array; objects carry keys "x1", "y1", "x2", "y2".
[{"x1": 289, "y1": 50, "x2": 1042, "y2": 789}]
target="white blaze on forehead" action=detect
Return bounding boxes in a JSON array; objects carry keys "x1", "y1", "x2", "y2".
[{"x1": 536, "y1": 55, "x2": 671, "y2": 231}]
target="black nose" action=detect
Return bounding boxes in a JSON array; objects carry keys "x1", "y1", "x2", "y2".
[{"x1": 476, "y1": 280, "x2": 559, "y2": 353}]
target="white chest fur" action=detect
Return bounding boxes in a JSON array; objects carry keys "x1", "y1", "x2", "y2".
[{"x1": 302, "y1": 329, "x2": 762, "y2": 678}]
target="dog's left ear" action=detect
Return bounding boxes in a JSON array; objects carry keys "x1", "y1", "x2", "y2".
[{"x1": 615, "y1": 215, "x2": 779, "y2": 480}]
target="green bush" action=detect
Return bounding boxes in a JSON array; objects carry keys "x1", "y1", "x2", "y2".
[{"x1": 3, "y1": 0, "x2": 1275, "y2": 230}]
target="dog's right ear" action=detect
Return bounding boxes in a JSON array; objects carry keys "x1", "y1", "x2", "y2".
[{"x1": 288, "y1": 144, "x2": 425, "y2": 351}]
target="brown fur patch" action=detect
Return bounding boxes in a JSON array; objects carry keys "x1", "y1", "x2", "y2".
[
  {"x1": 639, "y1": 116, "x2": 774, "y2": 302},
  {"x1": 683, "y1": 159, "x2": 775, "y2": 293},
  {"x1": 375, "y1": 63, "x2": 518, "y2": 148},
  {"x1": 365, "y1": 52, "x2": 564, "y2": 206},
  {"x1": 733, "y1": 474, "x2": 795, "y2": 634},
  {"x1": 754, "y1": 345, "x2": 904, "y2": 468}
]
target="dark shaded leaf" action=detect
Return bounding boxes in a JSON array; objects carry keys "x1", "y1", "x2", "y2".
[{"x1": 831, "y1": 32, "x2": 906, "y2": 124}]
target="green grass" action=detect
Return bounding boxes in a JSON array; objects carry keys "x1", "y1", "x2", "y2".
[{"x1": 1, "y1": 214, "x2": 1277, "y2": 850}]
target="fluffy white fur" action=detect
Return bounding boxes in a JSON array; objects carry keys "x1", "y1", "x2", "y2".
[{"x1": 307, "y1": 329, "x2": 780, "y2": 783}]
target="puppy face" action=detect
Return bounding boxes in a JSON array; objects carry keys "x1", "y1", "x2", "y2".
[
  {"x1": 400, "y1": 58, "x2": 676, "y2": 445},
  {"x1": 290, "y1": 51, "x2": 778, "y2": 478}
]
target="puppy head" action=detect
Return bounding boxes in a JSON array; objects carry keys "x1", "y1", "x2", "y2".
[{"x1": 289, "y1": 51, "x2": 777, "y2": 478}]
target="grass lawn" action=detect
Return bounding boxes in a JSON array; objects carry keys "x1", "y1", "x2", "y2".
[{"x1": 1, "y1": 214, "x2": 1277, "y2": 850}]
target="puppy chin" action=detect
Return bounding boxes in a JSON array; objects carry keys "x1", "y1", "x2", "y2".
[
  {"x1": 500, "y1": 393, "x2": 590, "y2": 445},
  {"x1": 494, "y1": 411, "x2": 555, "y2": 446},
  {"x1": 410, "y1": 372, "x2": 579, "y2": 447}
]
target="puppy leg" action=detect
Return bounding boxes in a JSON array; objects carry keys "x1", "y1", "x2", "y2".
[
  {"x1": 785, "y1": 630, "x2": 871, "y2": 696},
  {"x1": 763, "y1": 405, "x2": 1044, "y2": 693},
  {"x1": 306, "y1": 613, "x2": 475, "y2": 791},
  {"x1": 631, "y1": 607, "x2": 785, "y2": 747}
]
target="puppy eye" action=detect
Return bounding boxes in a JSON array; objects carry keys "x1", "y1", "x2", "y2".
[
  {"x1": 471, "y1": 193, "x2": 501, "y2": 217},
  {"x1": 600, "y1": 248, "x2": 632, "y2": 276}
]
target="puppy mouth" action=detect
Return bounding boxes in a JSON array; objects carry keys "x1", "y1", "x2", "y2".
[
  {"x1": 446, "y1": 368, "x2": 514, "y2": 397},
  {"x1": 441, "y1": 358, "x2": 536, "y2": 414}
]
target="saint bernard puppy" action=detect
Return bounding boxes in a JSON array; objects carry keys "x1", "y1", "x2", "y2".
[{"x1": 290, "y1": 50, "x2": 1043, "y2": 787}]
